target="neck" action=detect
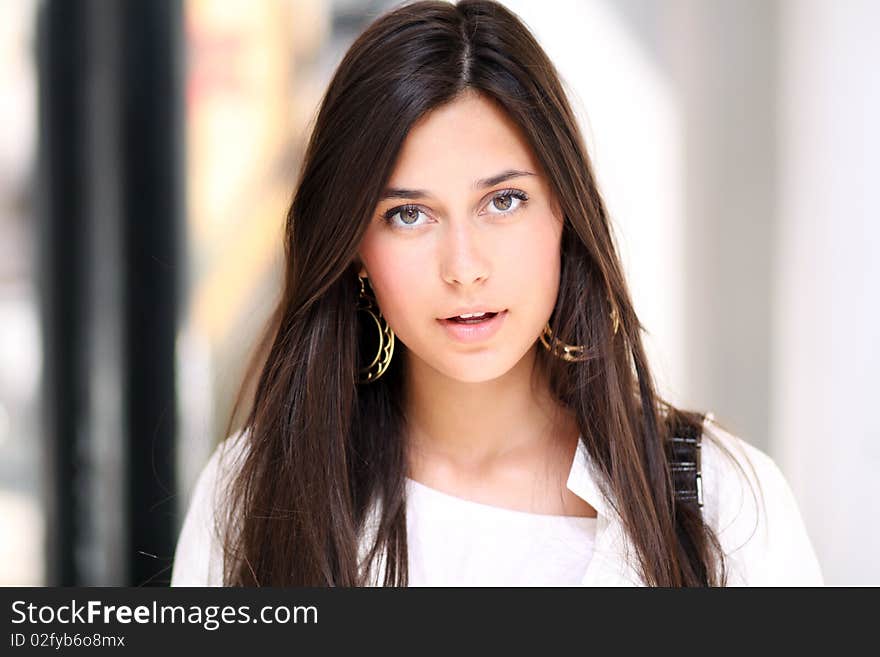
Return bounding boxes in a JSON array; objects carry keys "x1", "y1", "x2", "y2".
[{"x1": 403, "y1": 346, "x2": 576, "y2": 472}]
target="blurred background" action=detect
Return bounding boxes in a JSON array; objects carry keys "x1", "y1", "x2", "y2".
[{"x1": 0, "y1": 0, "x2": 876, "y2": 586}]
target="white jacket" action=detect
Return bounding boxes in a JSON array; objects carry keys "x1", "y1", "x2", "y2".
[{"x1": 170, "y1": 416, "x2": 824, "y2": 586}]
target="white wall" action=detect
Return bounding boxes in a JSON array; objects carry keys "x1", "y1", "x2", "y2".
[{"x1": 774, "y1": 0, "x2": 880, "y2": 585}]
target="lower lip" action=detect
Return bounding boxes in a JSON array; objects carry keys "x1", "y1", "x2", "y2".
[{"x1": 437, "y1": 310, "x2": 508, "y2": 344}]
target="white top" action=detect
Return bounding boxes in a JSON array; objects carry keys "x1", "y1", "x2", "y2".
[
  {"x1": 170, "y1": 415, "x2": 825, "y2": 586},
  {"x1": 404, "y1": 476, "x2": 597, "y2": 586}
]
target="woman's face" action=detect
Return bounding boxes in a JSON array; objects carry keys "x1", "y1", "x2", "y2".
[{"x1": 357, "y1": 91, "x2": 564, "y2": 384}]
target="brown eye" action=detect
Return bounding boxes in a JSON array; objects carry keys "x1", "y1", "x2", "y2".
[
  {"x1": 486, "y1": 189, "x2": 528, "y2": 215},
  {"x1": 400, "y1": 207, "x2": 420, "y2": 224},
  {"x1": 382, "y1": 204, "x2": 428, "y2": 228},
  {"x1": 492, "y1": 194, "x2": 513, "y2": 211}
]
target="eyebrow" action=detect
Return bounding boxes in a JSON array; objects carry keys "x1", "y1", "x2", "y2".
[{"x1": 379, "y1": 169, "x2": 537, "y2": 201}]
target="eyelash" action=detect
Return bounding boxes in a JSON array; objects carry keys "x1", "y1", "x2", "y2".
[{"x1": 381, "y1": 188, "x2": 530, "y2": 229}]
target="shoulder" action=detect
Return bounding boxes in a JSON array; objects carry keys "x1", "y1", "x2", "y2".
[
  {"x1": 170, "y1": 428, "x2": 251, "y2": 587},
  {"x1": 698, "y1": 415, "x2": 824, "y2": 586}
]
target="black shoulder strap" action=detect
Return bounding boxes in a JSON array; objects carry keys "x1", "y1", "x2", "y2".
[{"x1": 666, "y1": 412, "x2": 705, "y2": 508}]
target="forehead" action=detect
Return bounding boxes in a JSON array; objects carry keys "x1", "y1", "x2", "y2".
[{"x1": 387, "y1": 92, "x2": 543, "y2": 187}]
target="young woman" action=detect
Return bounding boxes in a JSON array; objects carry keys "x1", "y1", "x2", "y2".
[{"x1": 170, "y1": 0, "x2": 823, "y2": 587}]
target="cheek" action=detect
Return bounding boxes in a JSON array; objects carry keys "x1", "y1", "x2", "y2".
[
  {"x1": 504, "y1": 216, "x2": 563, "y2": 315},
  {"x1": 359, "y1": 235, "x2": 429, "y2": 333}
]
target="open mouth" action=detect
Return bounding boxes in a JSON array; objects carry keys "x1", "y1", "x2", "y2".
[
  {"x1": 444, "y1": 311, "x2": 500, "y2": 325},
  {"x1": 437, "y1": 310, "x2": 508, "y2": 344}
]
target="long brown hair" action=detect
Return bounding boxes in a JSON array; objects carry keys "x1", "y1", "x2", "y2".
[{"x1": 218, "y1": 0, "x2": 741, "y2": 586}]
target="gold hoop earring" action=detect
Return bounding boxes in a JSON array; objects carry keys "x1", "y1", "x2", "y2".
[
  {"x1": 540, "y1": 307, "x2": 620, "y2": 363},
  {"x1": 540, "y1": 322, "x2": 588, "y2": 362},
  {"x1": 356, "y1": 276, "x2": 395, "y2": 384}
]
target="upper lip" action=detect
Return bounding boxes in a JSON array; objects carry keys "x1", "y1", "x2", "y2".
[{"x1": 440, "y1": 307, "x2": 506, "y2": 320}]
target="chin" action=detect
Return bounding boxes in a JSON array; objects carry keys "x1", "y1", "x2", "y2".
[{"x1": 435, "y1": 352, "x2": 517, "y2": 384}]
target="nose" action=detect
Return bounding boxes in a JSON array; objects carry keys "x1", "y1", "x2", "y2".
[{"x1": 439, "y1": 218, "x2": 491, "y2": 287}]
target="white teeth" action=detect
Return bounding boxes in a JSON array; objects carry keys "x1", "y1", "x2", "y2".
[{"x1": 458, "y1": 312, "x2": 488, "y2": 319}]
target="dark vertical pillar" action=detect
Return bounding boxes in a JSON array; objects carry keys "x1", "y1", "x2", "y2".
[
  {"x1": 36, "y1": 0, "x2": 90, "y2": 587},
  {"x1": 37, "y1": 0, "x2": 184, "y2": 585},
  {"x1": 119, "y1": 0, "x2": 185, "y2": 586}
]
